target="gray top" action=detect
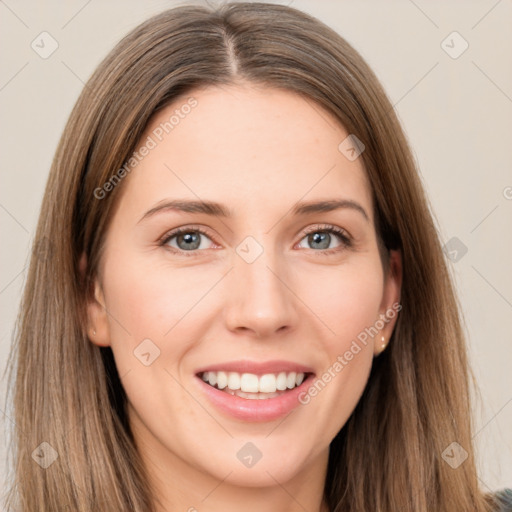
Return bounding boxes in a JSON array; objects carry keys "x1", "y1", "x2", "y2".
[{"x1": 495, "y1": 489, "x2": 512, "y2": 511}]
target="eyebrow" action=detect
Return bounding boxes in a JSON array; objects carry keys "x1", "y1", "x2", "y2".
[
  {"x1": 138, "y1": 198, "x2": 369, "y2": 223},
  {"x1": 292, "y1": 199, "x2": 369, "y2": 221}
]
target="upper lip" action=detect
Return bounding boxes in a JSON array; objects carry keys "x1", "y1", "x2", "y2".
[{"x1": 195, "y1": 359, "x2": 315, "y2": 377}]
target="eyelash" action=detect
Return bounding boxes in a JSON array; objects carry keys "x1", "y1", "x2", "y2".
[{"x1": 158, "y1": 223, "x2": 353, "y2": 257}]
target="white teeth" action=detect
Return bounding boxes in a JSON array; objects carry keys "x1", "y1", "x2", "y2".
[
  {"x1": 259, "y1": 374, "x2": 277, "y2": 393},
  {"x1": 276, "y1": 372, "x2": 287, "y2": 391},
  {"x1": 286, "y1": 372, "x2": 297, "y2": 389},
  {"x1": 200, "y1": 370, "x2": 307, "y2": 394},
  {"x1": 240, "y1": 373, "x2": 259, "y2": 393},
  {"x1": 227, "y1": 372, "x2": 241, "y2": 390},
  {"x1": 207, "y1": 372, "x2": 217, "y2": 387},
  {"x1": 217, "y1": 371, "x2": 228, "y2": 390}
]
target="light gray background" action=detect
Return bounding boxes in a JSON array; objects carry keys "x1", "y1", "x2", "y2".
[{"x1": 1, "y1": 0, "x2": 511, "y2": 500}]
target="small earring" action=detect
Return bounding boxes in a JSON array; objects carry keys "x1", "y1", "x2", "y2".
[
  {"x1": 93, "y1": 329, "x2": 96, "y2": 335},
  {"x1": 380, "y1": 336, "x2": 386, "y2": 350}
]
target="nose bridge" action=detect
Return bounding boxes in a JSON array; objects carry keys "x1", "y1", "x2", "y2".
[{"x1": 224, "y1": 237, "x2": 298, "y2": 336}]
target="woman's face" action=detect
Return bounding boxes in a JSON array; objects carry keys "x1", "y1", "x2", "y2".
[{"x1": 87, "y1": 84, "x2": 401, "y2": 490}]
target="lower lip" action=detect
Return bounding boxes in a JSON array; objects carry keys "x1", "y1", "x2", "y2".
[{"x1": 195, "y1": 374, "x2": 314, "y2": 422}]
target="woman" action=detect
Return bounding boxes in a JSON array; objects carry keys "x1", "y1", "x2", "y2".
[{"x1": 5, "y1": 2, "x2": 511, "y2": 511}]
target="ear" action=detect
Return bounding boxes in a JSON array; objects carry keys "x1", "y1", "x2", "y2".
[
  {"x1": 374, "y1": 249, "x2": 402, "y2": 356},
  {"x1": 80, "y1": 253, "x2": 111, "y2": 347}
]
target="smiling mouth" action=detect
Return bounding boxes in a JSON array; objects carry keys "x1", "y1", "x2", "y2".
[{"x1": 197, "y1": 370, "x2": 313, "y2": 400}]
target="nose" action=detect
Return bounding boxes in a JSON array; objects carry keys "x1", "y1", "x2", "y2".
[{"x1": 223, "y1": 247, "x2": 299, "y2": 339}]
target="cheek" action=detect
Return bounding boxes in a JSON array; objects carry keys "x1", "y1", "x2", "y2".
[
  {"x1": 297, "y1": 257, "x2": 384, "y2": 349},
  {"x1": 100, "y1": 254, "x2": 219, "y2": 424},
  {"x1": 292, "y1": 257, "x2": 383, "y2": 438},
  {"x1": 98, "y1": 253, "x2": 228, "y2": 414},
  {"x1": 102, "y1": 252, "x2": 217, "y2": 345}
]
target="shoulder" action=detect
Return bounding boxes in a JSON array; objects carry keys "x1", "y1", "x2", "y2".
[{"x1": 494, "y1": 488, "x2": 512, "y2": 511}]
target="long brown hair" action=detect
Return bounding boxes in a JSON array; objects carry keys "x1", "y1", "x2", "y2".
[{"x1": 5, "y1": 2, "x2": 500, "y2": 511}]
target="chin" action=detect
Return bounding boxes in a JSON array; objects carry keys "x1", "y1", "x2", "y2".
[{"x1": 201, "y1": 440, "x2": 314, "y2": 487}]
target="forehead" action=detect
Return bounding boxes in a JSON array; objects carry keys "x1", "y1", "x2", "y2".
[{"x1": 119, "y1": 84, "x2": 373, "y2": 221}]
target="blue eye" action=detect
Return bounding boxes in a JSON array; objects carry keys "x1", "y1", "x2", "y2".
[
  {"x1": 161, "y1": 227, "x2": 213, "y2": 253},
  {"x1": 297, "y1": 225, "x2": 352, "y2": 253},
  {"x1": 159, "y1": 223, "x2": 352, "y2": 257}
]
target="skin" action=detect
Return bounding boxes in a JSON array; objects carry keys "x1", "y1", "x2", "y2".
[{"x1": 87, "y1": 82, "x2": 402, "y2": 512}]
